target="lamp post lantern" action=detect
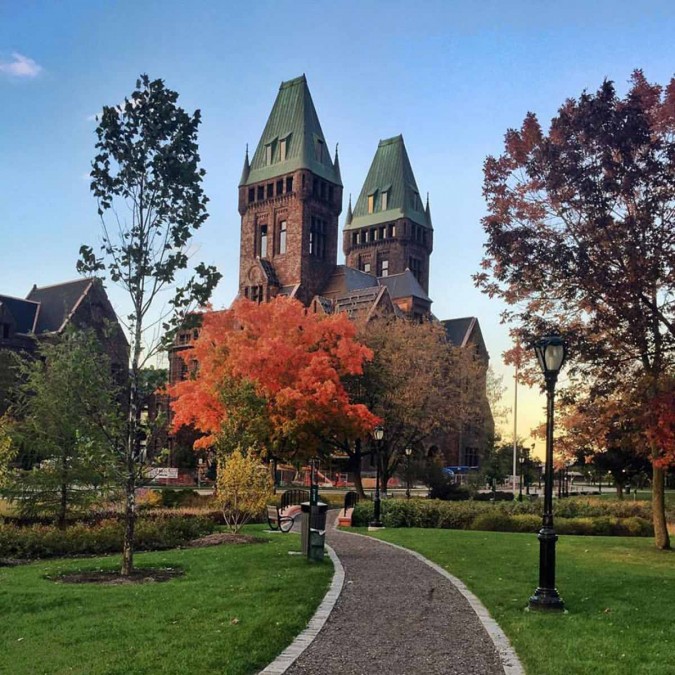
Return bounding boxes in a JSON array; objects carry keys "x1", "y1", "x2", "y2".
[
  {"x1": 370, "y1": 425, "x2": 385, "y2": 528},
  {"x1": 529, "y1": 334, "x2": 567, "y2": 612},
  {"x1": 405, "y1": 447, "x2": 413, "y2": 499}
]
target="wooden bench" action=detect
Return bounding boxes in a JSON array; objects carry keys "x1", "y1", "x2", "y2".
[
  {"x1": 280, "y1": 489, "x2": 310, "y2": 510},
  {"x1": 266, "y1": 489, "x2": 311, "y2": 533},
  {"x1": 267, "y1": 504, "x2": 295, "y2": 533},
  {"x1": 337, "y1": 490, "x2": 360, "y2": 527}
]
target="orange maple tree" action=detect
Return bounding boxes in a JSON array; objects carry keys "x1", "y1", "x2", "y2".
[{"x1": 169, "y1": 297, "x2": 380, "y2": 459}]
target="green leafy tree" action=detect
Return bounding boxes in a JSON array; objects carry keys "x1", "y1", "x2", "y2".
[
  {"x1": 0, "y1": 416, "x2": 16, "y2": 488},
  {"x1": 78, "y1": 74, "x2": 221, "y2": 573},
  {"x1": 477, "y1": 71, "x2": 675, "y2": 548},
  {"x1": 5, "y1": 330, "x2": 121, "y2": 526}
]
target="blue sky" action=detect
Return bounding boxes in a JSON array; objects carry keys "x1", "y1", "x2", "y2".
[{"x1": 2, "y1": 0, "x2": 675, "y2": 449}]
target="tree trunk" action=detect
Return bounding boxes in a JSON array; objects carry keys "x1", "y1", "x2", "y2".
[
  {"x1": 59, "y1": 452, "x2": 68, "y2": 529},
  {"x1": 347, "y1": 440, "x2": 366, "y2": 498},
  {"x1": 122, "y1": 454, "x2": 136, "y2": 575},
  {"x1": 616, "y1": 482, "x2": 624, "y2": 500},
  {"x1": 59, "y1": 480, "x2": 67, "y2": 529},
  {"x1": 122, "y1": 317, "x2": 143, "y2": 576},
  {"x1": 652, "y1": 464, "x2": 671, "y2": 550},
  {"x1": 353, "y1": 470, "x2": 366, "y2": 499}
]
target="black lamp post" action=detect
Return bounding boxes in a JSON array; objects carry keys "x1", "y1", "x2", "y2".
[
  {"x1": 405, "y1": 447, "x2": 413, "y2": 499},
  {"x1": 529, "y1": 334, "x2": 567, "y2": 612},
  {"x1": 518, "y1": 455, "x2": 525, "y2": 502},
  {"x1": 370, "y1": 425, "x2": 384, "y2": 528},
  {"x1": 309, "y1": 458, "x2": 319, "y2": 506}
]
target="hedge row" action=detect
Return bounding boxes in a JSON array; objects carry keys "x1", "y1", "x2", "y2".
[
  {"x1": 351, "y1": 499, "x2": 654, "y2": 537},
  {"x1": 0, "y1": 515, "x2": 216, "y2": 559}
]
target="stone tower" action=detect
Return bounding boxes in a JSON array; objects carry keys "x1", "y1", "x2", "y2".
[
  {"x1": 238, "y1": 75, "x2": 343, "y2": 305},
  {"x1": 343, "y1": 135, "x2": 433, "y2": 294}
]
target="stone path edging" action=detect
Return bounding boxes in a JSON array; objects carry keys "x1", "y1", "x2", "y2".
[
  {"x1": 337, "y1": 526, "x2": 524, "y2": 675},
  {"x1": 258, "y1": 545, "x2": 345, "y2": 675}
]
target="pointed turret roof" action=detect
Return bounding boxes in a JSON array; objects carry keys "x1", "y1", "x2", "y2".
[
  {"x1": 243, "y1": 75, "x2": 341, "y2": 186},
  {"x1": 345, "y1": 194, "x2": 353, "y2": 225},
  {"x1": 346, "y1": 134, "x2": 431, "y2": 231},
  {"x1": 239, "y1": 145, "x2": 250, "y2": 186},
  {"x1": 333, "y1": 143, "x2": 341, "y2": 183}
]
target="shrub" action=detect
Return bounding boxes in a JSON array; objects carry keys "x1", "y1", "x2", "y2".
[
  {"x1": 158, "y1": 489, "x2": 205, "y2": 508},
  {"x1": 349, "y1": 498, "x2": 653, "y2": 536},
  {"x1": 0, "y1": 514, "x2": 215, "y2": 559},
  {"x1": 136, "y1": 489, "x2": 163, "y2": 510},
  {"x1": 426, "y1": 466, "x2": 472, "y2": 501},
  {"x1": 474, "y1": 491, "x2": 514, "y2": 502},
  {"x1": 217, "y1": 449, "x2": 273, "y2": 533}
]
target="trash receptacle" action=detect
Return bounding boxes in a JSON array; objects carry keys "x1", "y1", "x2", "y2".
[{"x1": 300, "y1": 501, "x2": 328, "y2": 562}]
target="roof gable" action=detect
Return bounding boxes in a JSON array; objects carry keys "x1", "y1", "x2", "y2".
[
  {"x1": 0, "y1": 295, "x2": 40, "y2": 334},
  {"x1": 243, "y1": 75, "x2": 341, "y2": 187},
  {"x1": 319, "y1": 265, "x2": 379, "y2": 298},
  {"x1": 378, "y1": 269, "x2": 431, "y2": 303},
  {"x1": 347, "y1": 135, "x2": 430, "y2": 231},
  {"x1": 441, "y1": 317, "x2": 488, "y2": 361},
  {"x1": 27, "y1": 278, "x2": 93, "y2": 334}
]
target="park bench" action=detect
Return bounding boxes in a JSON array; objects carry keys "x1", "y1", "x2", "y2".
[
  {"x1": 266, "y1": 489, "x2": 311, "y2": 533},
  {"x1": 266, "y1": 504, "x2": 295, "y2": 532},
  {"x1": 337, "y1": 490, "x2": 360, "y2": 527}
]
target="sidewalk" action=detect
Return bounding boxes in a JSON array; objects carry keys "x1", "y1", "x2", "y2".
[{"x1": 271, "y1": 513, "x2": 521, "y2": 675}]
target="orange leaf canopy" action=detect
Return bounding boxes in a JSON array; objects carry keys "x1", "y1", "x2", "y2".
[{"x1": 169, "y1": 297, "x2": 380, "y2": 453}]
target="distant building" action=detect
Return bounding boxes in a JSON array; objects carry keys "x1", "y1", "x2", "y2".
[
  {"x1": 0, "y1": 278, "x2": 129, "y2": 411},
  {"x1": 169, "y1": 75, "x2": 493, "y2": 465}
]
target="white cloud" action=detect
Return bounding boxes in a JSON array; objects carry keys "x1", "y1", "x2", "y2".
[{"x1": 0, "y1": 52, "x2": 43, "y2": 78}]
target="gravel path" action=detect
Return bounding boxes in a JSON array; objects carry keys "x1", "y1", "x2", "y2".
[{"x1": 283, "y1": 515, "x2": 508, "y2": 675}]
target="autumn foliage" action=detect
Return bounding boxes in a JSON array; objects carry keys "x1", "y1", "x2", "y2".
[
  {"x1": 217, "y1": 448, "x2": 273, "y2": 533},
  {"x1": 169, "y1": 297, "x2": 380, "y2": 458},
  {"x1": 477, "y1": 70, "x2": 675, "y2": 548}
]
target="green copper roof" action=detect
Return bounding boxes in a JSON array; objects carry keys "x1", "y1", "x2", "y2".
[
  {"x1": 346, "y1": 135, "x2": 430, "y2": 231},
  {"x1": 242, "y1": 75, "x2": 341, "y2": 187}
]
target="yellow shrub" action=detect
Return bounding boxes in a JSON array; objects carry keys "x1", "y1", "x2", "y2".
[{"x1": 217, "y1": 448, "x2": 273, "y2": 533}]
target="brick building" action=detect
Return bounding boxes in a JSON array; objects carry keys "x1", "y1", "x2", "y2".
[
  {"x1": 0, "y1": 278, "x2": 129, "y2": 412},
  {"x1": 169, "y1": 75, "x2": 494, "y2": 466}
]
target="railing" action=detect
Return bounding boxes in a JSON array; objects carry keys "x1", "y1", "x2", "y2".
[
  {"x1": 280, "y1": 489, "x2": 310, "y2": 510},
  {"x1": 342, "y1": 490, "x2": 360, "y2": 515}
]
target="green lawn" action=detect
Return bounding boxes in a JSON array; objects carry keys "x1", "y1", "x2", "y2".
[
  {"x1": 0, "y1": 526, "x2": 332, "y2": 675},
  {"x1": 365, "y1": 528, "x2": 674, "y2": 675}
]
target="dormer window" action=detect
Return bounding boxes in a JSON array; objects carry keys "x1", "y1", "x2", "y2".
[
  {"x1": 368, "y1": 192, "x2": 376, "y2": 214},
  {"x1": 315, "y1": 138, "x2": 324, "y2": 162},
  {"x1": 265, "y1": 143, "x2": 273, "y2": 165},
  {"x1": 279, "y1": 138, "x2": 287, "y2": 161},
  {"x1": 381, "y1": 189, "x2": 389, "y2": 211}
]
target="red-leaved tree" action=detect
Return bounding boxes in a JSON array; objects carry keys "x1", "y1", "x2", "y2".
[
  {"x1": 476, "y1": 71, "x2": 675, "y2": 548},
  {"x1": 169, "y1": 297, "x2": 380, "y2": 463}
]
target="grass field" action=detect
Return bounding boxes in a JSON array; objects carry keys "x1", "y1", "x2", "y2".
[
  {"x1": 366, "y1": 528, "x2": 674, "y2": 675},
  {"x1": 0, "y1": 526, "x2": 332, "y2": 675}
]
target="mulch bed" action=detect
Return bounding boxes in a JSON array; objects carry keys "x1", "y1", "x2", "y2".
[
  {"x1": 5, "y1": 531, "x2": 267, "y2": 578},
  {"x1": 47, "y1": 568, "x2": 184, "y2": 585},
  {"x1": 0, "y1": 558, "x2": 29, "y2": 567},
  {"x1": 186, "y1": 532, "x2": 268, "y2": 547}
]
